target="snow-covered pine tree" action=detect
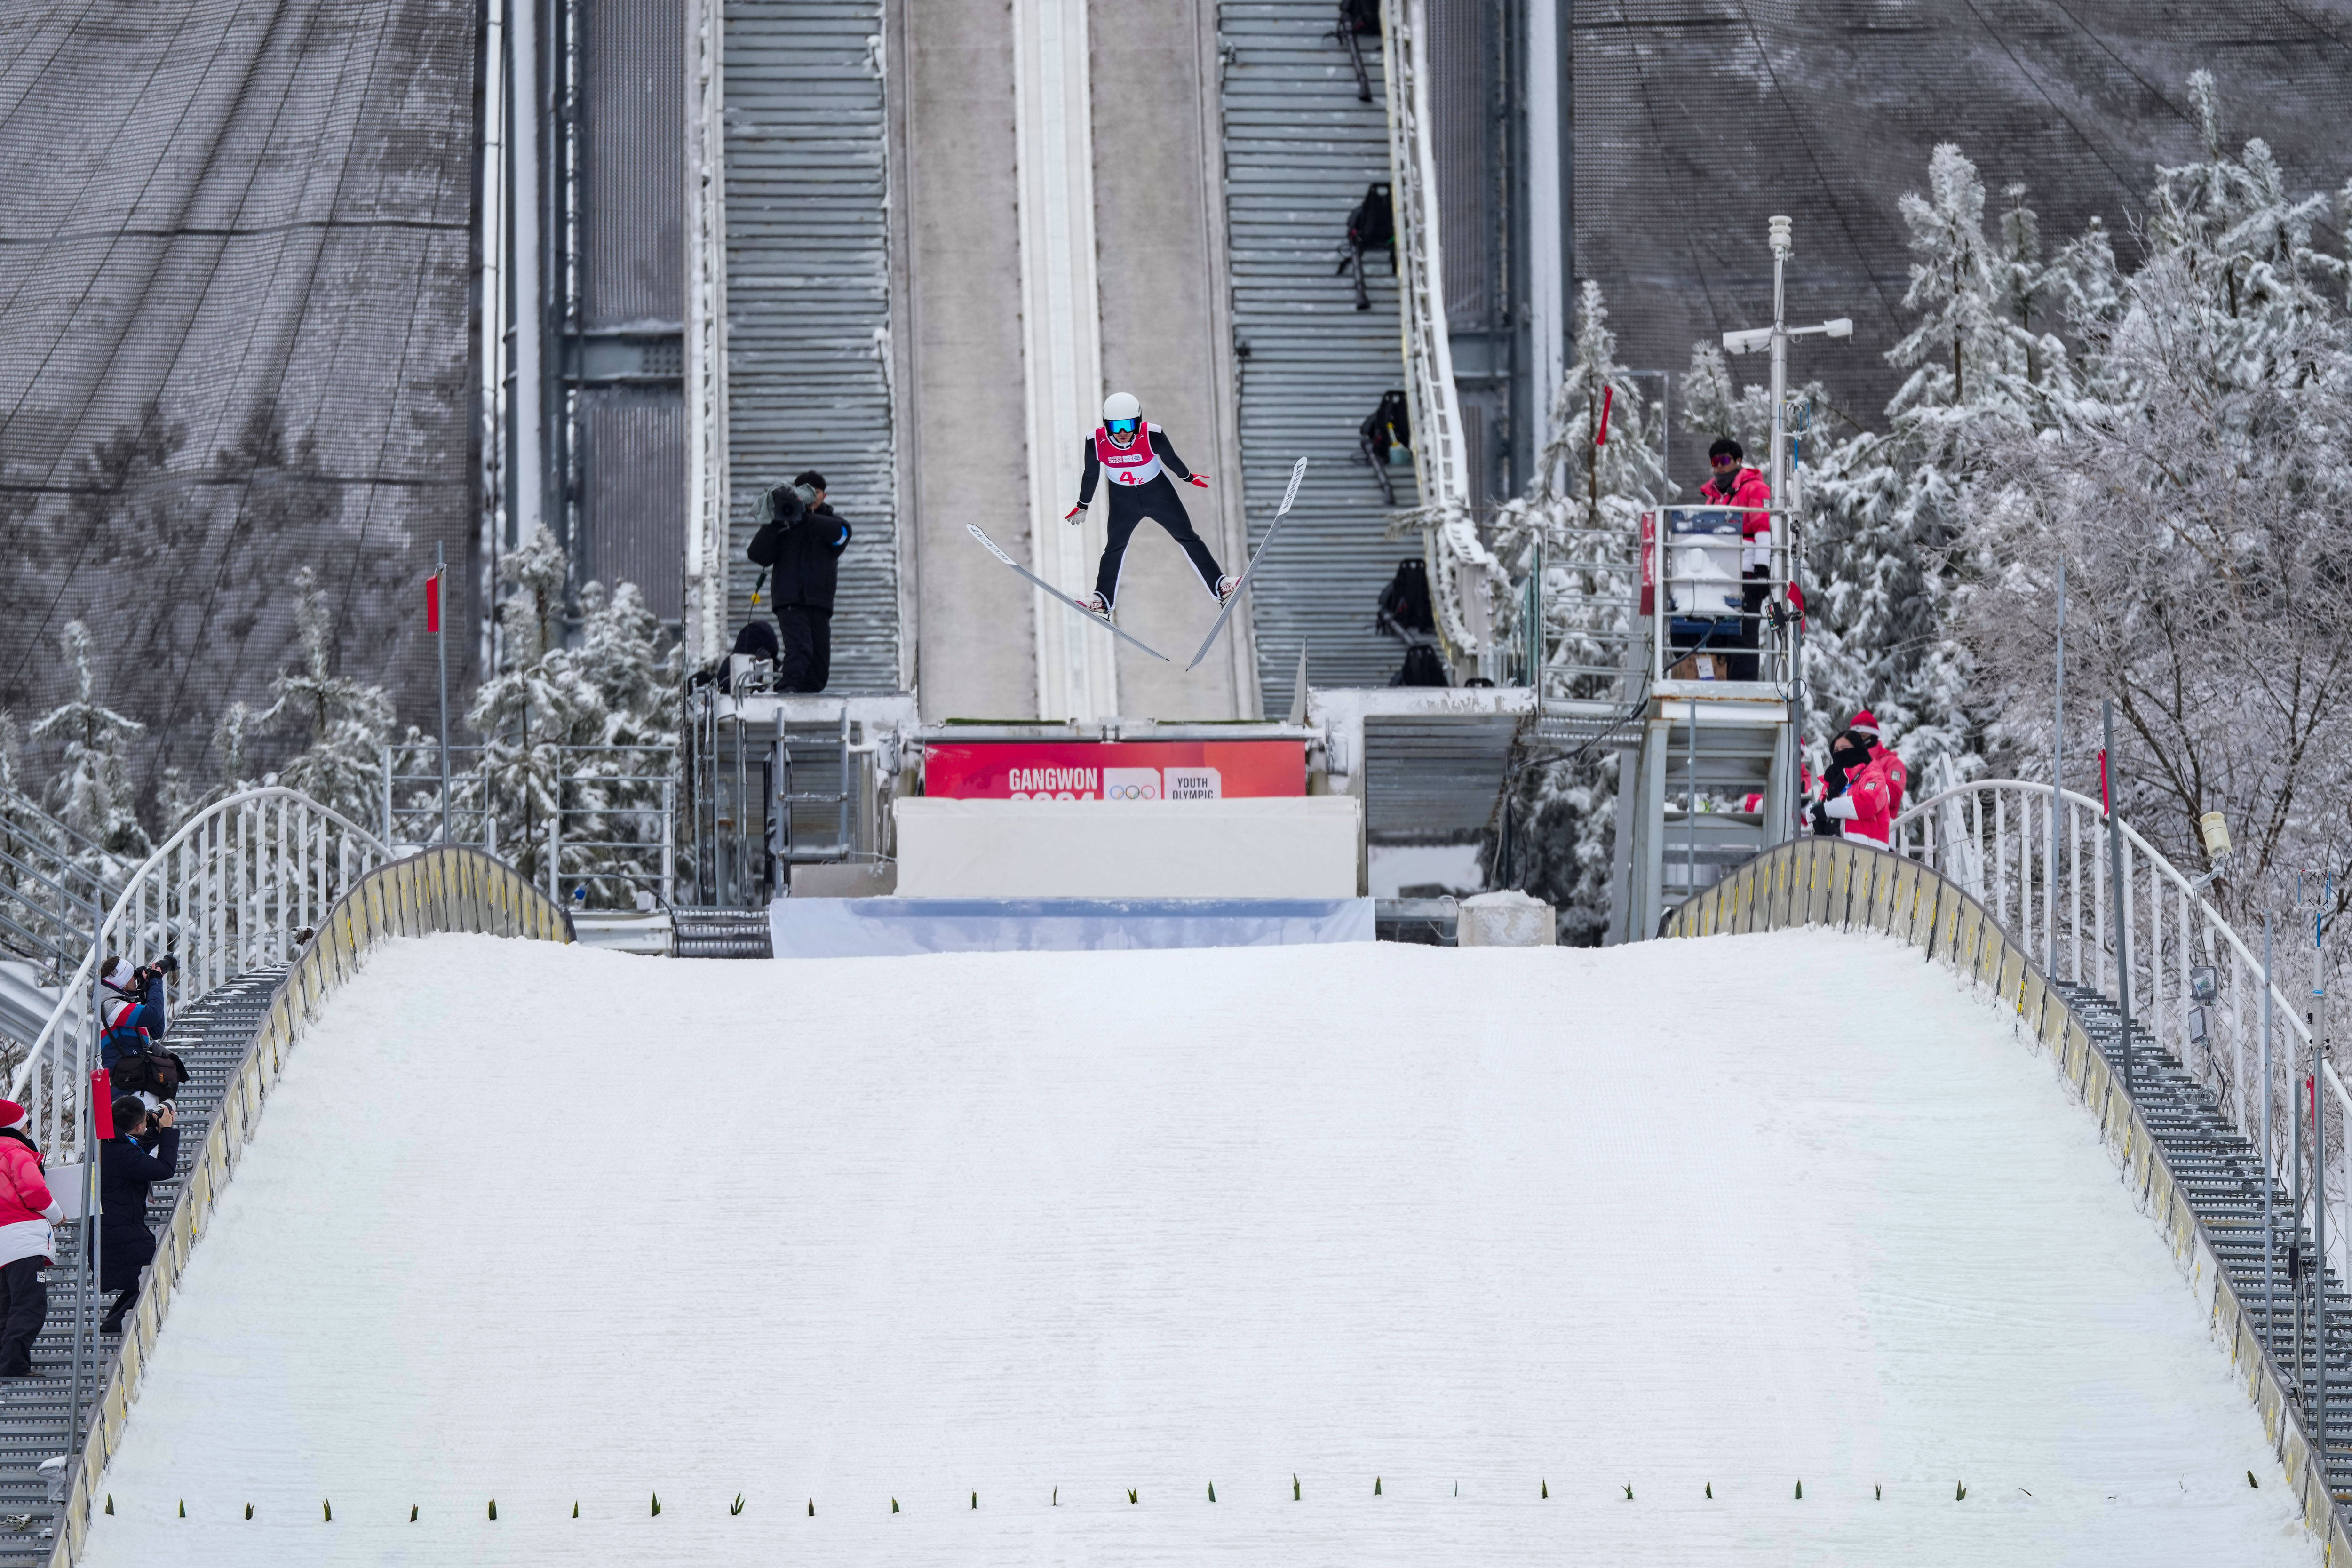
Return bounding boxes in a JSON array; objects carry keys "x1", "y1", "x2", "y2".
[
  {"x1": 1807, "y1": 143, "x2": 2054, "y2": 774},
  {"x1": 1485, "y1": 281, "x2": 1669, "y2": 940},
  {"x1": 234, "y1": 566, "x2": 397, "y2": 826},
  {"x1": 31, "y1": 621, "x2": 151, "y2": 866},
  {"x1": 466, "y1": 532, "x2": 609, "y2": 889},
  {"x1": 563, "y1": 578, "x2": 681, "y2": 900},
  {"x1": 153, "y1": 766, "x2": 199, "y2": 838}
]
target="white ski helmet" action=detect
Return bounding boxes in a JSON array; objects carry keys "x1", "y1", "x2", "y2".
[{"x1": 1101, "y1": 391, "x2": 1142, "y2": 442}]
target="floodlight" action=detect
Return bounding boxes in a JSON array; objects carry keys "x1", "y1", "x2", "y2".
[
  {"x1": 1721, "y1": 326, "x2": 1773, "y2": 356},
  {"x1": 2199, "y1": 810, "x2": 2232, "y2": 861},
  {"x1": 1824, "y1": 318, "x2": 1853, "y2": 339}
]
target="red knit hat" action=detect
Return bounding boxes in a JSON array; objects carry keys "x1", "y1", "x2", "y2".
[
  {"x1": 0, "y1": 1101, "x2": 24, "y2": 1130},
  {"x1": 1848, "y1": 710, "x2": 1881, "y2": 738}
]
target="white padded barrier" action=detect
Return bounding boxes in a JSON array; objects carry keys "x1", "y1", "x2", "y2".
[{"x1": 893, "y1": 797, "x2": 1361, "y2": 899}]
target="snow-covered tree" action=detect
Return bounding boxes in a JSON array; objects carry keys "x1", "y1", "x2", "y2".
[
  {"x1": 458, "y1": 533, "x2": 677, "y2": 903},
  {"x1": 31, "y1": 621, "x2": 150, "y2": 864},
  {"x1": 154, "y1": 766, "x2": 199, "y2": 838},
  {"x1": 1959, "y1": 78, "x2": 2352, "y2": 922},
  {"x1": 1485, "y1": 282, "x2": 1669, "y2": 940},
  {"x1": 1805, "y1": 144, "x2": 2055, "y2": 773},
  {"x1": 212, "y1": 566, "x2": 395, "y2": 827},
  {"x1": 466, "y1": 533, "x2": 605, "y2": 879}
]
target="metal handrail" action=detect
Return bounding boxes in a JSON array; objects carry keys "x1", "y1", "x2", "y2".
[
  {"x1": 0, "y1": 783, "x2": 119, "y2": 871},
  {"x1": 1378, "y1": 0, "x2": 1502, "y2": 662},
  {"x1": 1893, "y1": 778, "x2": 2343, "y2": 1274},
  {"x1": 1662, "y1": 836, "x2": 2352, "y2": 1560},
  {"x1": 7, "y1": 787, "x2": 390, "y2": 1161}
]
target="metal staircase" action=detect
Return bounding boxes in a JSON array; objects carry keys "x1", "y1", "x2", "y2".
[
  {"x1": 2063, "y1": 982, "x2": 2352, "y2": 1501},
  {"x1": 670, "y1": 909, "x2": 773, "y2": 960},
  {"x1": 0, "y1": 966, "x2": 285, "y2": 1564}
]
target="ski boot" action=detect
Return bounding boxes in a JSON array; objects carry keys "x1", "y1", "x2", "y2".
[
  {"x1": 1074, "y1": 591, "x2": 1110, "y2": 617},
  {"x1": 1215, "y1": 574, "x2": 1240, "y2": 606}
]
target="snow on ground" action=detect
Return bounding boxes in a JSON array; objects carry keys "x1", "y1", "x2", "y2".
[{"x1": 78, "y1": 930, "x2": 2318, "y2": 1566}]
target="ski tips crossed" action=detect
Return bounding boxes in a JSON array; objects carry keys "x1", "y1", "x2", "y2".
[{"x1": 966, "y1": 456, "x2": 1308, "y2": 674}]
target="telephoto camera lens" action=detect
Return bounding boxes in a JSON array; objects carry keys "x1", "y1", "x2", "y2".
[{"x1": 755, "y1": 479, "x2": 817, "y2": 530}]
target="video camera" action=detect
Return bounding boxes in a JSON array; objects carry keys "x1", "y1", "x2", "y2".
[{"x1": 753, "y1": 479, "x2": 820, "y2": 533}]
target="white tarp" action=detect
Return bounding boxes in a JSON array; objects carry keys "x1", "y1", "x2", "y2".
[
  {"x1": 894, "y1": 796, "x2": 1361, "y2": 899},
  {"x1": 769, "y1": 896, "x2": 1375, "y2": 957}
]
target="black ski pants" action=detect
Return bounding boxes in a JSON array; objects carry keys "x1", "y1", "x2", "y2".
[
  {"x1": 775, "y1": 605, "x2": 834, "y2": 692},
  {"x1": 1092, "y1": 477, "x2": 1223, "y2": 608},
  {"x1": 0, "y1": 1256, "x2": 47, "y2": 1375}
]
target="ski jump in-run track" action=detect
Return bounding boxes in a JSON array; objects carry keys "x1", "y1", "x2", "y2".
[{"x1": 967, "y1": 392, "x2": 1307, "y2": 670}]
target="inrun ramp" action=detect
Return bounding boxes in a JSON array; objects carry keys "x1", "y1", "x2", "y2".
[{"x1": 72, "y1": 931, "x2": 2319, "y2": 1565}]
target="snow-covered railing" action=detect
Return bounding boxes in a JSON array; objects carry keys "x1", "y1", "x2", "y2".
[
  {"x1": 7, "y1": 788, "x2": 390, "y2": 1162},
  {"x1": 48, "y1": 844, "x2": 570, "y2": 1568},
  {"x1": 1377, "y1": 0, "x2": 1502, "y2": 663},
  {"x1": 1665, "y1": 837, "x2": 2352, "y2": 1554},
  {"x1": 1893, "y1": 779, "x2": 2340, "y2": 1278}
]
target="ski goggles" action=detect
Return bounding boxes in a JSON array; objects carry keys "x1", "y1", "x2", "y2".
[{"x1": 1106, "y1": 418, "x2": 1140, "y2": 437}]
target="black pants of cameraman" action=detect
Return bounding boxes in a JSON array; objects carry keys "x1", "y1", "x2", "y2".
[
  {"x1": 1727, "y1": 571, "x2": 1769, "y2": 681},
  {"x1": 775, "y1": 605, "x2": 833, "y2": 693}
]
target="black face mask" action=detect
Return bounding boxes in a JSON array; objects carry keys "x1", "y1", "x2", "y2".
[
  {"x1": 1833, "y1": 745, "x2": 1870, "y2": 772},
  {"x1": 1709, "y1": 465, "x2": 1737, "y2": 492}
]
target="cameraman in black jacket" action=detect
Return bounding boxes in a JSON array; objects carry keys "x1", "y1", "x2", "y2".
[{"x1": 747, "y1": 470, "x2": 852, "y2": 693}]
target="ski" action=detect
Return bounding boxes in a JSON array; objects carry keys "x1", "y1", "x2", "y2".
[
  {"x1": 965, "y1": 523, "x2": 1171, "y2": 662},
  {"x1": 1185, "y1": 455, "x2": 1308, "y2": 671}
]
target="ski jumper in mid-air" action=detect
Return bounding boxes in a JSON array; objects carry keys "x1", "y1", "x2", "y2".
[{"x1": 1065, "y1": 392, "x2": 1237, "y2": 616}]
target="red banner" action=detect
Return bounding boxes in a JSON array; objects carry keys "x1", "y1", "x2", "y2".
[
  {"x1": 923, "y1": 740, "x2": 1306, "y2": 802},
  {"x1": 425, "y1": 570, "x2": 442, "y2": 635}
]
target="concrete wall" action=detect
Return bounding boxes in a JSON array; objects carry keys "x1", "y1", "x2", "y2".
[
  {"x1": 1089, "y1": 0, "x2": 1251, "y2": 719},
  {"x1": 890, "y1": 0, "x2": 1038, "y2": 720},
  {"x1": 888, "y1": 0, "x2": 1246, "y2": 721}
]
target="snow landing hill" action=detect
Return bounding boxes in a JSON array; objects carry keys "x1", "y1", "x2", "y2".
[{"x1": 76, "y1": 932, "x2": 2318, "y2": 1566}]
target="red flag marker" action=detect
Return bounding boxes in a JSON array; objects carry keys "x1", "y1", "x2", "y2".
[
  {"x1": 425, "y1": 569, "x2": 442, "y2": 635},
  {"x1": 1595, "y1": 385, "x2": 1614, "y2": 446},
  {"x1": 91, "y1": 1069, "x2": 114, "y2": 1140}
]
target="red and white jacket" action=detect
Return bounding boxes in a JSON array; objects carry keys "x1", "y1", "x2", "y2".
[
  {"x1": 1093, "y1": 422, "x2": 1164, "y2": 487},
  {"x1": 1822, "y1": 746, "x2": 1908, "y2": 845},
  {"x1": 0, "y1": 1132, "x2": 59, "y2": 1268}
]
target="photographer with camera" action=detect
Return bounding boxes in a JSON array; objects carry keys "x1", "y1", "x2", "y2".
[
  {"x1": 746, "y1": 469, "x2": 852, "y2": 693},
  {"x1": 95, "y1": 1095, "x2": 177, "y2": 1337},
  {"x1": 97, "y1": 952, "x2": 175, "y2": 1069}
]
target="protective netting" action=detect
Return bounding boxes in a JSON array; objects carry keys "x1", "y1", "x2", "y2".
[
  {"x1": 0, "y1": 0, "x2": 477, "y2": 796},
  {"x1": 1573, "y1": 0, "x2": 2352, "y2": 464}
]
